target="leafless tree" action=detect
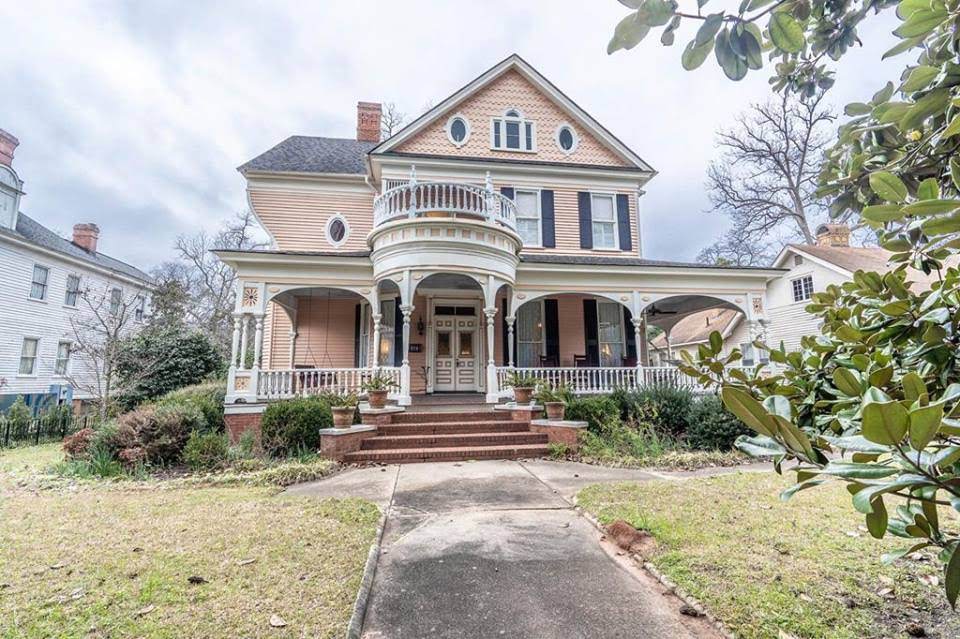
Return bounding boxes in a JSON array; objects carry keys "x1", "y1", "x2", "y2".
[
  {"x1": 380, "y1": 102, "x2": 407, "y2": 139},
  {"x1": 66, "y1": 284, "x2": 156, "y2": 420},
  {"x1": 154, "y1": 211, "x2": 267, "y2": 354},
  {"x1": 697, "y1": 231, "x2": 774, "y2": 267},
  {"x1": 706, "y1": 92, "x2": 836, "y2": 247}
]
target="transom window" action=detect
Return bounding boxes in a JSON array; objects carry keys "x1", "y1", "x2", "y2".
[
  {"x1": 597, "y1": 301, "x2": 624, "y2": 366},
  {"x1": 19, "y1": 338, "x2": 38, "y2": 375},
  {"x1": 64, "y1": 274, "x2": 81, "y2": 307},
  {"x1": 514, "y1": 189, "x2": 541, "y2": 246},
  {"x1": 791, "y1": 275, "x2": 814, "y2": 302},
  {"x1": 55, "y1": 341, "x2": 71, "y2": 375},
  {"x1": 446, "y1": 115, "x2": 471, "y2": 147},
  {"x1": 591, "y1": 194, "x2": 618, "y2": 249},
  {"x1": 555, "y1": 124, "x2": 579, "y2": 154},
  {"x1": 492, "y1": 108, "x2": 535, "y2": 152},
  {"x1": 30, "y1": 264, "x2": 49, "y2": 300}
]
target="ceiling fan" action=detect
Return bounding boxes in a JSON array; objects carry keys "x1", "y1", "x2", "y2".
[{"x1": 645, "y1": 304, "x2": 679, "y2": 317}]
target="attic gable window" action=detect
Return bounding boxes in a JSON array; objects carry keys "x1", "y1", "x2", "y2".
[{"x1": 491, "y1": 108, "x2": 535, "y2": 152}]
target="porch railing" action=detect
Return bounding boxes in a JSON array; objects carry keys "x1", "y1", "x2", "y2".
[
  {"x1": 257, "y1": 367, "x2": 402, "y2": 401},
  {"x1": 373, "y1": 181, "x2": 517, "y2": 232},
  {"x1": 495, "y1": 365, "x2": 722, "y2": 397}
]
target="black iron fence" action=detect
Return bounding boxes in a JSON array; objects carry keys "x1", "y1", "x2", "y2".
[{"x1": 0, "y1": 413, "x2": 93, "y2": 448}]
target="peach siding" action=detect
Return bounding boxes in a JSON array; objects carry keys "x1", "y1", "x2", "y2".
[
  {"x1": 396, "y1": 69, "x2": 630, "y2": 168},
  {"x1": 249, "y1": 187, "x2": 374, "y2": 252}
]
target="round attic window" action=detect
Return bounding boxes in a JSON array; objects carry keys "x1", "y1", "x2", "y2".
[
  {"x1": 446, "y1": 114, "x2": 471, "y2": 147},
  {"x1": 555, "y1": 124, "x2": 578, "y2": 154},
  {"x1": 325, "y1": 214, "x2": 349, "y2": 247}
]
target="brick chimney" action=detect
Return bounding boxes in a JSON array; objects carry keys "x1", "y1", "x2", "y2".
[
  {"x1": 815, "y1": 223, "x2": 850, "y2": 248},
  {"x1": 72, "y1": 223, "x2": 100, "y2": 253},
  {"x1": 0, "y1": 128, "x2": 19, "y2": 167},
  {"x1": 356, "y1": 102, "x2": 382, "y2": 143}
]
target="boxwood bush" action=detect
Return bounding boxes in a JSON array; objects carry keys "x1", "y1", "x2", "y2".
[
  {"x1": 685, "y1": 394, "x2": 751, "y2": 451},
  {"x1": 154, "y1": 381, "x2": 226, "y2": 433},
  {"x1": 260, "y1": 396, "x2": 332, "y2": 458}
]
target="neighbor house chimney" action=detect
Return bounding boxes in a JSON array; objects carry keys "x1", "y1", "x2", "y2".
[
  {"x1": 0, "y1": 128, "x2": 19, "y2": 167},
  {"x1": 815, "y1": 223, "x2": 850, "y2": 248},
  {"x1": 356, "y1": 102, "x2": 382, "y2": 143},
  {"x1": 72, "y1": 223, "x2": 100, "y2": 253}
]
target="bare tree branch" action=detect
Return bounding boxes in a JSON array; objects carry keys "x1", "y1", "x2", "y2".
[
  {"x1": 380, "y1": 102, "x2": 406, "y2": 139},
  {"x1": 697, "y1": 231, "x2": 774, "y2": 267}
]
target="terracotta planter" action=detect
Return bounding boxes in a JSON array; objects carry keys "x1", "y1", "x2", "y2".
[
  {"x1": 331, "y1": 407, "x2": 355, "y2": 429},
  {"x1": 513, "y1": 387, "x2": 534, "y2": 405},
  {"x1": 545, "y1": 402, "x2": 565, "y2": 420},
  {"x1": 367, "y1": 389, "x2": 389, "y2": 409}
]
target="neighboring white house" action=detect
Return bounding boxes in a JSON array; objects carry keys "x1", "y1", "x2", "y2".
[{"x1": 0, "y1": 129, "x2": 154, "y2": 413}]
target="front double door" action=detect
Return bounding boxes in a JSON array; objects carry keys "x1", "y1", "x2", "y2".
[{"x1": 433, "y1": 315, "x2": 478, "y2": 392}]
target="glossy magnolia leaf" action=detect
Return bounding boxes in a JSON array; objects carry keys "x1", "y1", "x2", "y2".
[
  {"x1": 820, "y1": 462, "x2": 899, "y2": 479},
  {"x1": 872, "y1": 81, "x2": 895, "y2": 104},
  {"x1": 882, "y1": 34, "x2": 925, "y2": 59},
  {"x1": 882, "y1": 542, "x2": 931, "y2": 564},
  {"x1": 845, "y1": 102, "x2": 872, "y2": 116},
  {"x1": 709, "y1": 330, "x2": 723, "y2": 354},
  {"x1": 696, "y1": 13, "x2": 724, "y2": 45},
  {"x1": 822, "y1": 435, "x2": 890, "y2": 454},
  {"x1": 862, "y1": 204, "x2": 904, "y2": 223},
  {"x1": 735, "y1": 433, "x2": 786, "y2": 457},
  {"x1": 894, "y1": 8, "x2": 948, "y2": 38},
  {"x1": 862, "y1": 400, "x2": 909, "y2": 445},
  {"x1": 917, "y1": 178, "x2": 940, "y2": 200},
  {"x1": 833, "y1": 367, "x2": 862, "y2": 396},
  {"x1": 732, "y1": 25, "x2": 763, "y2": 70},
  {"x1": 722, "y1": 387, "x2": 775, "y2": 437},
  {"x1": 866, "y1": 498, "x2": 888, "y2": 539},
  {"x1": 921, "y1": 211, "x2": 960, "y2": 236},
  {"x1": 869, "y1": 171, "x2": 908, "y2": 204},
  {"x1": 909, "y1": 403, "x2": 943, "y2": 450},
  {"x1": 608, "y1": 12, "x2": 651, "y2": 53},
  {"x1": 947, "y1": 544, "x2": 960, "y2": 608},
  {"x1": 902, "y1": 372, "x2": 927, "y2": 402},
  {"x1": 944, "y1": 114, "x2": 960, "y2": 139},
  {"x1": 681, "y1": 36, "x2": 715, "y2": 70},
  {"x1": 951, "y1": 157, "x2": 960, "y2": 190},
  {"x1": 901, "y1": 65, "x2": 939, "y2": 92},
  {"x1": 636, "y1": 0, "x2": 677, "y2": 27},
  {"x1": 780, "y1": 477, "x2": 829, "y2": 501},
  {"x1": 902, "y1": 199, "x2": 960, "y2": 216},
  {"x1": 769, "y1": 12, "x2": 804, "y2": 54},
  {"x1": 901, "y1": 88, "x2": 950, "y2": 132},
  {"x1": 618, "y1": 0, "x2": 644, "y2": 7},
  {"x1": 714, "y1": 29, "x2": 748, "y2": 80},
  {"x1": 852, "y1": 475, "x2": 930, "y2": 514}
]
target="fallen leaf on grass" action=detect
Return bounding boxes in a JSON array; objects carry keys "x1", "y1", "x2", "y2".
[
  {"x1": 269, "y1": 614, "x2": 287, "y2": 628},
  {"x1": 237, "y1": 558, "x2": 257, "y2": 566},
  {"x1": 136, "y1": 605, "x2": 156, "y2": 617},
  {"x1": 49, "y1": 563, "x2": 65, "y2": 570},
  {"x1": 919, "y1": 574, "x2": 939, "y2": 587}
]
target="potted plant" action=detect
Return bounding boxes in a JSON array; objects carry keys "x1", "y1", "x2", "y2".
[
  {"x1": 536, "y1": 382, "x2": 570, "y2": 420},
  {"x1": 325, "y1": 392, "x2": 359, "y2": 428},
  {"x1": 361, "y1": 372, "x2": 399, "y2": 409},
  {"x1": 505, "y1": 371, "x2": 539, "y2": 405}
]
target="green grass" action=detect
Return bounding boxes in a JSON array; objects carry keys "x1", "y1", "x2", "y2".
[
  {"x1": 578, "y1": 471, "x2": 960, "y2": 639},
  {"x1": 0, "y1": 445, "x2": 378, "y2": 638}
]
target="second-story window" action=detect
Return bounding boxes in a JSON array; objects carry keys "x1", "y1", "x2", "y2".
[
  {"x1": 64, "y1": 274, "x2": 81, "y2": 307},
  {"x1": 492, "y1": 109, "x2": 534, "y2": 152},
  {"x1": 134, "y1": 295, "x2": 146, "y2": 322},
  {"x1": 791, "y1": 275, "x2": 814, "y2": 302},
  {"x1": 515, "y1": 190, "x2": 541, "y2": 246},
  {"x1": 30, "y1": 264, "x2": 49, "y2": 300},
  {"x1": 110, "y1": 288, "x2": 122, "y2": 316},
  {"x1": 591, "y1": 194, "x2": 618, "y2": 249}
]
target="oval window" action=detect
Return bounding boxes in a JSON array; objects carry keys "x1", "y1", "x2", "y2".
[
  {"x1": 557, "y1": 126, "x2": 576, "y2": 152},
  {"x1": 325, "y1": 214, "x2": 349, "y2": 247},
  {"x1": 450, "y1": 118, "x2": 467, "y2": 143}
]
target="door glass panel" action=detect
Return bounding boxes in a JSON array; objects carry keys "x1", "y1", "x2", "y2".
[
  {"x1": 437, "y1": 332, "x2": 451, "y2": 357},
  {"x1": 458, "y1": 331, "x2": 474, "y2": 358}
]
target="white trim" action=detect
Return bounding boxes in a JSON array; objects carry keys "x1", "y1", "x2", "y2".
[
  {"x1": 18, "y1": 336, "x2": 40, "y2": 377},
  {"x1": 512, "y1": 187, "x2": 543, "y2": 248},
  {"x1": 54, "y1": 340, "x2": 72, "y2": 377},
  {"x1": 790, "y1": 274, "x2": 815, "y2": 303},
  {"x1": 370, "y1": 54, "x2": 656, "y2": 173},
  {"x1": 445, "y1": 114, "x2": 471, "y2": 148},
  {"x1": 772, "y1": 245, "x2": 854, "y2": 277},
  {"x1": 324, "y1": 214, "x2": 351, "y2": 248},
  {"x1": 590, "y1": 192, "x2": 619, "y2": 250},
  {"x1": 554, "y1": 123, "x2": 579, "y2": 155},
  {"x1": 491, "y1": 108, "x2": 537, "y2": 153},
  {"x1": 28, "y1": 262, "x2": 50, "y2": 301}
]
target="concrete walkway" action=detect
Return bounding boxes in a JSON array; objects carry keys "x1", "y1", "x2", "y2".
[{"x1": 287, "y1": 460, "x2": 740, "y2": 638}]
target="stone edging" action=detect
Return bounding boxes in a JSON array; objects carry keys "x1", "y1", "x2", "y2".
[
  {"x1": 345, "y1": 510, "x2": 388, "y2": 639},
  {"x1": 573, "y1": 504, "x2": 737, "y2": 639}
]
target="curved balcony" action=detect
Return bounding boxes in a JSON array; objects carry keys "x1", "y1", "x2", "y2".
[{"x1": 373, "y1": 181, "x2": 517, "y2": 232}]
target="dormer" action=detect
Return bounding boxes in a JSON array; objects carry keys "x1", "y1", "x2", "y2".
[
  {"x1": 0, "y1": 128, "x2": 23, "y2": 231},
  {"x1": 491, "y1": 108, "x2": 536, "y2": 153}
]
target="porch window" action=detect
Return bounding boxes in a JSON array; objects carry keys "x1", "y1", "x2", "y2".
[
  {"x1": 597, "y1": 301, "x2": 624, "y2": 366},
  {"x1": 380, "y1": 299, "x2": 396, "y2": 365},
  {"x1": 516, "y1": 302, "x2": 543, "y2": 367},
  {"x1": 515, "y1": 190, "x2": 541, "y2": 246},
  {"x1": 591, "y1": 194, "x2": 617, "y2": 249}
]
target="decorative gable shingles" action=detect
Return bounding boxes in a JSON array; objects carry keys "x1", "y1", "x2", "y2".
[{"x1": 395, "y1": 70, "x2": 630, "y2": 167}]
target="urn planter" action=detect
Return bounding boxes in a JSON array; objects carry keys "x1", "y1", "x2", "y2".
[
  {"x1": 513, "y1": 387, "x2": 534, "y2": 405},
  {"x1": 544, "y1": 402, "x2": 565, "y2": 420},
  {"x1": 367, "y1": 389, "x2": 389, "y2": 409},
  {"x1": 331, "y1": 407, "x2": 355, "y2": 429}
]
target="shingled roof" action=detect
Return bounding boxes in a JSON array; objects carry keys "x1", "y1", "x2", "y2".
[
  {"x1": 238, "y1": 136, "x2": 376, "y2": 175},
  {"x1": 1, "y1": 213, "x2": 153, "y2": 283},
  {"x1": 650, "y1": 308, "x2": 742, "y2": 349}
]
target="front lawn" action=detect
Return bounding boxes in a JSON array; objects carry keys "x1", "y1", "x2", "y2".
[
  {"x1": 0, "y1": 445, "x2": 378, "y2": 639},
  {"x1": 578, "y1": 472, "x2": 960, "y2": 639}
]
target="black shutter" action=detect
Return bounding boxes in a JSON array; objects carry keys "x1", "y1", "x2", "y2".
[
  {"x1": 578, "y1": 192, "x2": 593, "y2": 249},
  {"x1": 616, "y1": 194, "x2": 632, "y2": 252},
  {"x1": 353, "y1": 304, "x2": 361, "y2": 367},
  {"x1": 582, "y1": 299, "x2": 599, "y2": 367},
  {"x1": 623, "y1": 307, "x2": 637, "y2": 361},
  {"x1": 393, "y1": 300, "x2": 403, "y2": 367},
  {"x1": 500, "y1": 186, "x2": 515, "y2": 201},
  {"x1": 501, "y1": 298, "x2": 509, "y2": 365},
  {"x1": 541, "y1": 190, "x2": 556, "y2": 248},
  {"x1": 544, "y1": 299, "x2": 559, "y2": 365}
]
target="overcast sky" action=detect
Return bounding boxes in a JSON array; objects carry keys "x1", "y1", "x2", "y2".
[{"x1": 1, "y1": 1, "x2": 904, "y2": 269}]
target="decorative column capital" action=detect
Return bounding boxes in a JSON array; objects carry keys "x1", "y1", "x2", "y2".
[
  {"x1": 400, "y1": 305, "x2": 414, "y2": 321},
  {"x1": 483, "y1": 307, "x2": 498, "y2": 322},
  {"x1": 631, "y1": 317, "x2": 644, "y2": 329}
]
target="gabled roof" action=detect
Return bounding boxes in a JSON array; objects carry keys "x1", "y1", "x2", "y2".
[
  {"x1": 238, "y1": 136, "x2": 376, "y2": 176},
  {"x1": 371, "y1": 54, "x2": 656, "y2": 173},
  {"x1": 650, "y1": 308, "x2": 742, "y2": 349},
  {"x1": 774, "y1": 243, "x2": 945, "y2": 287},
  {"x1": 1, "y1": 213, "x2": 153, "y2": 284}
]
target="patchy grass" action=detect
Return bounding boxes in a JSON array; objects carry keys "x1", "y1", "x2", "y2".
[
  {"x1": 0, "y1": 443, "x2": 62, "y2": 483},
  {"x1": 573, "y1": 448, "x2": 747, "y2": 471},
  {"x1": 578, "y1": 472, "x2": 960, "y2": 639},
  {"x1": 1, "y1": 487, "x2": 378, "y2": 639}
]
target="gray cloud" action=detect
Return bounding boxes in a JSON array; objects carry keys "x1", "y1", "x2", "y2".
[{"x1": 0, "y1": 1, "x2": 903, "y2": 268}]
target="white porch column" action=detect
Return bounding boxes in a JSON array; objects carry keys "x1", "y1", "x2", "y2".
[
  {"x1": 229, "y1": 314, "x2": 242, "y2": 370},
  {"x1": 639, "y1": 315, "x2": 650, "y2": 367},
  {"x1": 371, "y1": 313, "x2": 382, "y2": 368},
  {"x1": 288, "y1": 329, "x2": 297, "y2": 368},
  {"x1": 631, "y1": 317, "x2": 644, "y2": 389},
  {"x1": 506, "y1": 315, "x2": 515, "y2": 368},
  {"x1": 238, "y1": 314, "x2": 249, "y2": 371},
  {"x1": 484, "y1": 306, "x2": 499, "y2": 403},
  {"x1": 249, "y1": 314, "x2": 264, "y2": 399},
  {"x1": 399, "y1": 304, "x2": 414, "y2": 405}
]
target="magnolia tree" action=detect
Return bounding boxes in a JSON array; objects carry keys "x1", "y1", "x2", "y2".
[{"x1": 609, "y1": 0, "x2": 960, "y2": 604}]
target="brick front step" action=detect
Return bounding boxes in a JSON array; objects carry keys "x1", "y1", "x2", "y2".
[
  {"x1": 378, "y1": 421, "x2": 530, "y2": 436},
  {"x1": 362, "y1": 431, "x2": 548, "y2": 450},
  {"x1": 390, "y1": 411, "x2": 512, "y2": 425},
  {"x1": 342, "y1": 443, "x2": 551, "y2": 464}
]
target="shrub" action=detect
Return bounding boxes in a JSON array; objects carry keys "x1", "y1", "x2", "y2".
[
  {"x1": 686, "y1": 395, "x2": 751, "y2": 451},
  {"x1": 616, "y1": 386, "x2": 695, "y2": 437},
  {"x1": 62, "y1": 428, "x2": 96, "y2": 460},
  {"x1": 579, "y1": 418, "x2": 680, "y2": 463},
  {"x1": 3, "y1": 396, "x2": 32, "y2": 440},
  {"x1": 564, "y1": 395, "x2": 620, "y2": 434},
  {"x1": 260, "y1": 396, "x2": 331, "y2": 458},
  {"x1": 115, "y1": 404, "x2": 202, "y2": 465},
  {"x1": 154, "y1": 382, "x2": 226, "y2": 433},
  {"x1": 184, "y1": 431, "x2": 230, "y2": 471},
  {"x1": 90, "y1": 421, "x2": 139, "y2": 458}
]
